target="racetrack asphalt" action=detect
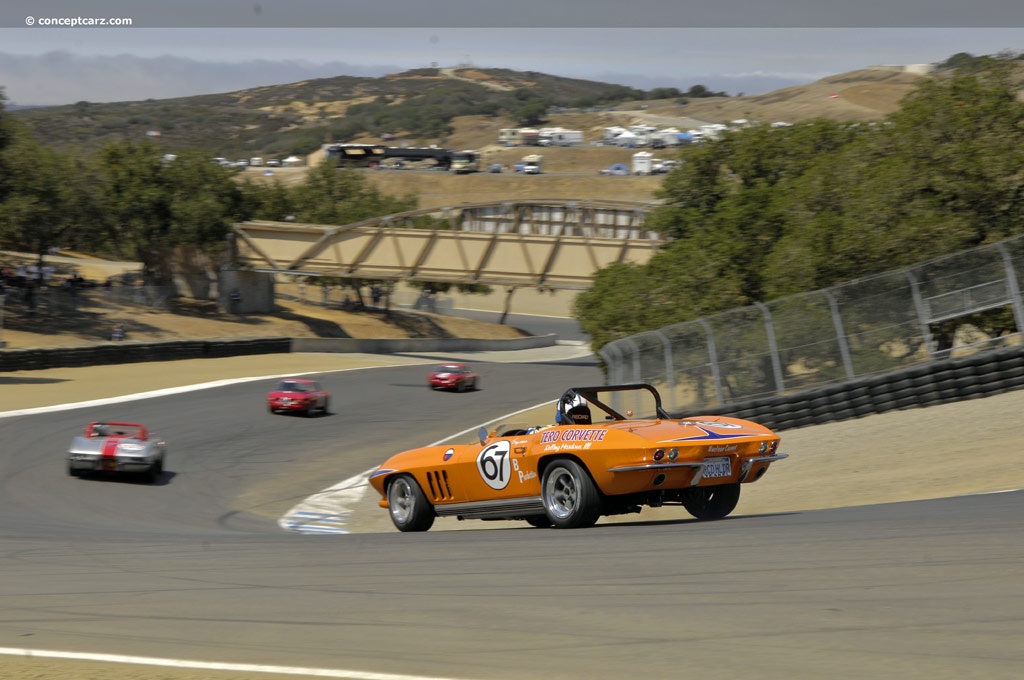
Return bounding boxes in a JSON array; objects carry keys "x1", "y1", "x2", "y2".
[
  {"x1": 5, "y1": 346, "x2": 1023, "y2": 517},
  {"x1": 3, "y1": 347, "x2": 1024, "y2": 680}
]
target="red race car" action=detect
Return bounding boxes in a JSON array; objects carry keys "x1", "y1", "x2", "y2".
[
  {"x1": 428, "y1": 363, "x2": 479, "y2": 392},
  {"x1": 266, "y1": 378, "x2": 331, "y2": 416}
]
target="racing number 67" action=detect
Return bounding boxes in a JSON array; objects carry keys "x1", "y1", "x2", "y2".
[{"x1": 477, "y1": 440, "x2": 512, "y2": 490}]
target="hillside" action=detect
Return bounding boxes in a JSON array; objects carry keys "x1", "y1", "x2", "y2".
[
  {"x1": 9, "y1": 67, "x2": 642, "y2": 157},
  {"x1": 10, "y1": 66, "x2": 930, "y2": 160},
  {"x1": 233, "y1": 66, "x2": 931, "y2": 209}
]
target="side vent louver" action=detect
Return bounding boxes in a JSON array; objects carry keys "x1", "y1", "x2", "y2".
[{"x1": 426, "y1": 470, "x2": 454, "y2": 501}]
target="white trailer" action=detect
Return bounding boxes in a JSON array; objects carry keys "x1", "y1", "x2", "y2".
[
  {"x1": 540, "y1": 128, "x2": 584, "y2": 146},
  {"x1": 603, "y1": 126, "x2": 628, "y2": 143},
  {"x1": 631, "y1": 151, "x2": 654, "y2": 175}
]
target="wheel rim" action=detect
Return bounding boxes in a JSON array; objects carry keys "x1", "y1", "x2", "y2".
[
  {"x1": 544, "y1": 467, "x2": 578, "y2": 520},
  {"x1": 389, "y1": 478, "x2": 415, "y2": 524}
]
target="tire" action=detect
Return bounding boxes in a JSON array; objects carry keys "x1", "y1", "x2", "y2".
[
  {"x1": 386, "y1": 475, "x2": 435, "y2": 532},
  {"x1": 681, "y1": 483, "x2": 741, "y2": 520},
  {"x1": 306, "y1": 402, "x2": 317, "y2": 417},
  {"x1": 457, "y1": 380, "x2": 467, "y2": 393},
  {"x1": 525, "y1": 516, "x2": 552, "y2": 528},
  {"x1": 541, "y1": 460, "x2": 602, "y2": 529},
  {"x1": 471, "y1": 378, "x2": 479, "y2": 391},
  {"x1": 68, "y1": 463, "x2": 81, "y2": 478},
  {"x1": 143, "y1": 459, "x2": 163, "y2": 485},
  {"x1": 321, "y1": 397, "x2": 331, "y2": 415}
]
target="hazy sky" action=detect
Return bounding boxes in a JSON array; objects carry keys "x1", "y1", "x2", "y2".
[{"x1": 0, "y1": 1, "x2": 1022, "y2": 106}]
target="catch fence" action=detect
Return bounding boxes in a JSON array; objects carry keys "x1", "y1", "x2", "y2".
[{"x1": 600, "y1": 234, "x2": 1024, "y2": 414}]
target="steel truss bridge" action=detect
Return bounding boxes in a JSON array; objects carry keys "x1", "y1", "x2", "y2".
[{"x1": 232, "y1": 199, "x2": 661, "y2": 290}]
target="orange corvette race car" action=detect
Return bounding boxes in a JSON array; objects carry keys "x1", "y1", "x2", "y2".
[{"x1": 369, "y1": 384, "x2": 787, "y2": 532}]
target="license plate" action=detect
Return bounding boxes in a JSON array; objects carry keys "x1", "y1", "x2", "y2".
[
  {"x1": 102, "y1": 460, "x2": 117, "y2": 471},
  {"x1": 703, "y1": 456, "x2": 731, "y2": 478}
]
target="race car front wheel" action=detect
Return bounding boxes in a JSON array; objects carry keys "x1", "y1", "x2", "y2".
[
  {"x1": 680, "y1": 483, "x2": 740, "y2": 520},
  {"x1": 541, "y1": 460, "x2": 601, "y2": 529},
  {"x1": 387, "y1": 475, "x2": 436, "y2": 532}
]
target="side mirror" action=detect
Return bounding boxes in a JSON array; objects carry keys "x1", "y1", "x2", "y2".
[{"x1": 478, "y1": 427, "x2": 488, "y2": 445}]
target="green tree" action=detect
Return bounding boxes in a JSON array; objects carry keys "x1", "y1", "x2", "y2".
[
  {"x1": 97, "y1": 141, "x2": 251, "y2": 282},
  {"x1": 0, "y1": 88, "x2": 14, "y2": 205},
  {"x1": 164, "y1": 149, "x2": 242, "y2": 248},
  {"x1": 99, "y1": 140, "x2": 173, "y2": 281},
  {"x1": 288, "y1": 163, "x2": 416, "y2": 225},
  {"x1": 514, "y1": 100, "x2": 548, "y2": 128},
  {"x1": 0, "y1": 128, "x2": 99, "y2": 258},
  {"x1": 577, "y1": 56, "x2": 1024, "y2": 354}
]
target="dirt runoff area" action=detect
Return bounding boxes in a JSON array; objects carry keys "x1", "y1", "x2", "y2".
[{"x1": 0, "y1": 252, "x2": 527, "y2": 350}]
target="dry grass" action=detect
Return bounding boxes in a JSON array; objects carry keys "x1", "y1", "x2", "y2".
[
  {"x1": 1, "y1": 294, "x2": 526, "y2": 350},
  {"x1": 243, "y1": 67, "x2": 926, "y2": 209}
]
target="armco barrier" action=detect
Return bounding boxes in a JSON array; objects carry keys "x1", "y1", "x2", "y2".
[
  {"x1": 0, "y1": 338, "x2": 292, "y2": 372},
  {"x1": 674, "y1": 344, "x2": 1024, "y2": 432}
]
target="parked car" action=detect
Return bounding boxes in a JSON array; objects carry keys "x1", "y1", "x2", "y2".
[
  {"x1": 428, "y1": 363, "x2": 479, "y2": 392},
  {"x1": 369, "y1": 383, "x2": 786, "y2": 532},
  {"x1": 266, "y1": 378, "x2": 331, "y2": 416},
  {"x1": 67, "y1": 421, "x2": 166, "y2": 483}
]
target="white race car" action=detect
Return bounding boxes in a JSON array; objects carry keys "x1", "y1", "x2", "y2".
[{"x1": 68, "y1": 421, "x2": 167, "y2": 484}]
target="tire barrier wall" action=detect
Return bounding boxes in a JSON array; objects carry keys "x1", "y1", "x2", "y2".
[
  {"x1": 0, "y1": 333, "x2": 559, "y2": 372},
  {"x1": 673, "y1": 344, "x2": 1024, "y2": 432},
  {"x1": 0, "y1": 338, "x2": 292, "y2": 372}
]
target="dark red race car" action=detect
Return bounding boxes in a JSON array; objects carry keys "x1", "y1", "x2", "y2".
[
  {"x1": 428, "y1": 363, "x2": 479, "y2": 392},
  {"x1": 266, "y1": 378, "x2": 331, "y2": 416}
]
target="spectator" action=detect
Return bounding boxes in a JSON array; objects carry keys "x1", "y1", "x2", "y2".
[
  {"x1": 229, "y1": 289, "x2": 243, "y2": 315},
  {"x1": 111, "y1": 324, "x2": 126, "y2": 341}
]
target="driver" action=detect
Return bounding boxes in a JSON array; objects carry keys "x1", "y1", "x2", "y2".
[{"x1": 557, "y1": 393, "x2": 592, "y2": 425}]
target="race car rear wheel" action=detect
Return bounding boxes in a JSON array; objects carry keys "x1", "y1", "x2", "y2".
[
  {"x1": 681, "y1": 483, "x2": 740, "y2": 520},
  {"x1": 541, "y1": 459, "x2": 601, "y2": 529},
  {"x1": 387, "y1": 474, "x2": 435, "y2": 532}
]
